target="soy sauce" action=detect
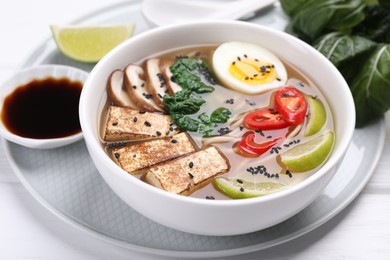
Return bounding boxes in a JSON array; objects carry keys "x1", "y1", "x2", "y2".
[{"x1": 1, "y1": 77, "x2": 82, "y2": 139}]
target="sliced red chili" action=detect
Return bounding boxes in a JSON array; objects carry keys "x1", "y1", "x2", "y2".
[
  {"x1": 274, "y1": 86, "x2": 307, "y2": 125},
  {"x1": 243, "y1": 107, "x2": 291, "y2": 130},
  {"x1": 238, "y1": 132, "x2": 281, "y2": 156}
]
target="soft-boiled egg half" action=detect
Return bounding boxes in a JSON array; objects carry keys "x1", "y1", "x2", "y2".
[{"x1": 212, "y1": 41, "x2": 287, "y2": 94}]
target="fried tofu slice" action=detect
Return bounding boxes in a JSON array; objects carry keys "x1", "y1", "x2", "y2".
[
  {"x1": 143, "y1": 146, "x2": 230, "y2": 195},
  {"x1": 103, "y1": 106, "x2": 179, "y2": 141},
  {"x1": 112, "y1": 132, "x2": 197, "y2": 175}
]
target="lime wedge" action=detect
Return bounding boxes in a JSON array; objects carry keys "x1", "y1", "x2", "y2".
[
  {"x1": 50, "y1": 24, "x2": 135, "y2": 63},
  {"x1": 213, "y1": 177, "x2": 286, "y2": 199},
  {"x1": 280, "y1": 131, "x2": 334, "y2": 173},
  {"x1": 304, "y1": 96, "x2": 327, "y2": 136}
]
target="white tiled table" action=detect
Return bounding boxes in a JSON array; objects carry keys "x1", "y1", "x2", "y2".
[{"x1": 1, "y1": 0, "x2": 390, "y2": 259}]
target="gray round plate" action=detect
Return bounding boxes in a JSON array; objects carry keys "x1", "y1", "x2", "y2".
[{"x1": 3, "y1": 1, "x2": 386, "y2": 258}]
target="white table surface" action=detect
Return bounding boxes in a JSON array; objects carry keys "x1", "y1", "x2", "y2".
[{"x1": 1, "y1": 0, "x2": 390, "y2": 259}]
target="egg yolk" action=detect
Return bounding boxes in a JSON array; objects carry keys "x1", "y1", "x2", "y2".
[{"x1": 229, "y1": 56, "x2": 278, "y2": 86}]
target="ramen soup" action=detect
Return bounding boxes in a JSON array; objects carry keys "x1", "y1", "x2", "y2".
[{"x1": 100, "y1": 41, "x2": 335, "y2": 200}]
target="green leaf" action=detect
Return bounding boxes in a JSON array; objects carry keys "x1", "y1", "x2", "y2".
[
  {"x1": 163, "y1": 89, "x2": 205, "y2": 114},
  {"x1": 353, "y1": 5, "x2": 390, "y2": 43},
  {"x1": 281, "y1": 0, "x2": 366, "y2": 42},
  {"x1": 170, "y1": 58, "x2": 215, "y2": 93},
  {"x1": 210, "y1": 107, "x2": 232, "y2": 123},
  {"x1": 349, "y1": 44, "x2": 390, "y2": 126},
  {"x1": 314, "y1": 32, "x2": 377, "y2": 77}
]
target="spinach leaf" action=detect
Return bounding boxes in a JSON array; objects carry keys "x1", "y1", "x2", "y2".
[
  {"x1": 170, "y1": 58, "x2": 215, "y2": 93},
  {"x1": 353, "y1": 4, "x2": 390, "y2": 42},
  {"x1": 280, "y1": 0, "x2": 316, "y2": 16},
  {"x1": 315, "y1": 32, "x2": 376, "y2": 67},
  {"x1": 163, "y1": 89, "x2": 205, "y2": 114},
  {"x1": 314, "y1": 33, "x2": 390, "y2": 126},
  {"x1": 314, "y1": 32, "x2": 377, "y2": 80},
  {"x1": 210, "y1": 107, "x2": 232, "y2": 123},
  {"x1": 281, "y1": 0, "x2": 366, "y2": 42},
  {"x1": 349, "y1": 44, "x2": 390, "y2": 126},
  {"x1": 198, "y1": 112, "x2": 211, "y2": 125},
  {"x1": 171, "y1": 114, "x2": 200, "y2": 132}
]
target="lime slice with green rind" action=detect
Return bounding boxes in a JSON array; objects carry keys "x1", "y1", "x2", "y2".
[
  {"x1": 304, "y1": 96, "x2": 327, "y2": 136},
  {"x1": 280, "y1": 131, "x2": 334, "y2": 173},
  {"x1": 213, "y1": 177, "x2": 286, "y2": 199},
  {"x1": 50, "y1": 24, "x2": 135, "y2": 63}
]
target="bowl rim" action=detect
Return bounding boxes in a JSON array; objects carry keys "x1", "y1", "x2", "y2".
[
  {"x1": 0, "y1": 64, "x2": 88, "y2": 149},
  {"x1": 79, "y1": 20, "x2": 356, "y2": 206}
]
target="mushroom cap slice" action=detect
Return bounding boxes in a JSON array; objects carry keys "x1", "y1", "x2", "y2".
[
  {"x1": 107, "y1": 69, "x2": 138, "y2": 109},
  {"x1": 124, "y1": 64, "x2": 163, "y2": 112},
  {"x1": 160, "y1": 59, "x2": 182, "y2": 96},
  {"x1": 145, "y1": 58, "x2": 168, "y2": 108}
]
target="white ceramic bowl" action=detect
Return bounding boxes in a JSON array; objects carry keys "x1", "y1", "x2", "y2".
[
  {"x1": 0, "y1": 65, "x2": 88, "y2": 149},
  {"x1": 79, "y1": 21, "x2": 355, "y2": 236}
]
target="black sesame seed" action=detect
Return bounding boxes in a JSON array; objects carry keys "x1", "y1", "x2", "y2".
[
  {"x1": 240, "y1": 187, "x2": 244, "y2": 192},
  {"x1": 156, "y1": 131, "x2": 162, "y2": 136},
  {"x1": 232, "y1": 61, "x2": 236, "y2": 65},
  {"x1": 171, "y1": 139, "x2": 177, "y2": 143},
  {"x1": 206, "y1": 196, "x2": 215, "y2": 200},
  {"x1": 133, "y1": 117, "x2": 138, "y2": 123},
  {"x1": 237, "y1": 179, "x2": 243, "y2": 184},
  {"x1": 284, "y1": 144, "x2": 290, "y2": 147},
  {"x1": 139, "y1": 110, "x2": 146, "y2": 114},
  {"x1": 166, "y1": 131, "x2": 170, "y2": 136},
  {"x1": 144, "y1": 121, "x2": 152, "y2": 127},
  {"x1": 275, "y1": 173, "x2": 279, "y2": 179},
  {"x1": 114, "y1": 153, "x2": 120, "y2": 159},
  {"x1": 132, "y1": 85, "x2": 137, "y2": 89},
  {"x1": 189, "y1": 162, "x2": 194, "y2": 168},
  {"x1": 133, "y1": 154, "x2": 136, "y2": 158},
  {"x1": 169, "y1": 127, "x2": 174, "y2": 131},
  {"x1": 188, "y1": 172, "x2": 194, "y2": 179},
  {"x1": 276, "y1": 78, "x2": 281, "y2": 81},
  {"x1": 237, "y1": 56, "x2": 241, "y2": 61},
  {"x1": 112, "y1": 122, "x2": 118, "y2": 126},
  {"x1": 141, "y1": 83, "x2": 145, "y2": 87},
  {"x1": 267, "y1": 135, "x2": 272, "y2": 139},
  {"x1": 158, "y1": 93, "x2": 163, "y2": 98},
  {"x1": 239, "y1": 125, "x2": 244, "y2": 131}
]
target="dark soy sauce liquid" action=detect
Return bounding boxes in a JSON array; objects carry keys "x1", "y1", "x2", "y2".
[{"x1": 1, "y1": 77, "x2": 82, "y2": 139}]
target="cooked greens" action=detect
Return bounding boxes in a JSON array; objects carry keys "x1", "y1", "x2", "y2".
[
  {"x1": 281, "y1": 0, "x2": 390, "y2": 126},
  {"x1": 164, "y1": 58, "x2": 231, "y2": 135},
  {"x1": 169, "y1": 58, "x2": 215, "y2": 93}
]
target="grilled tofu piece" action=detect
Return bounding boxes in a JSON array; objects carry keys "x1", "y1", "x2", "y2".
[
  {"x1": 112, "y1": 132, "x2": 197, "y2": 174},
  {"x1": 143, "y1": 146, "x2": 230, "y2": 195},
  {"x1": 103, "y1": 106, "x2": 179, "y2": 141}
]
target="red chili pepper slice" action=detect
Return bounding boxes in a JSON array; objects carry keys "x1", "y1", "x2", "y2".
[
  {"x1": 243, "y1": 107, "x2": 291, "y2": 130},
  {"x1": 274, "y1": 86, "x2": 307, "y2": 125},
  {"x1": 238, "y1": 132, "x2": 281, "y2": 156}
]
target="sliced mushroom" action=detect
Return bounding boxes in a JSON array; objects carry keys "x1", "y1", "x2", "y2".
[
  {"x1": 160, "y1": 59, "x2": 182, "y2": 96},
  {"x1": 145, "y1": 58, "x2": 168, "y2": 108},
  {"x1": 124, "y1": 64, "x2": 163, "y2": 112},
  {"x1": 107, "y1": 69, "x2": 138, "y2": 109}
]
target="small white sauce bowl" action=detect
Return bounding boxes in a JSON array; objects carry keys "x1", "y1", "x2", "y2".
[{"x1": 0, "y1": 65, "x2": 89, "y2": 149}]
